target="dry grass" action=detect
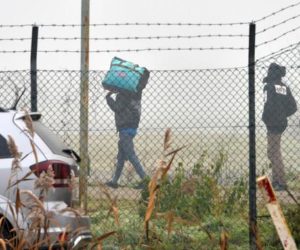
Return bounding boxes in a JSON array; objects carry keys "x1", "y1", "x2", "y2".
[
  {"x1": 0, "y1": 238, "x2": 6, "y2": 250},
  {"x1": 5, "y1": 134, "x2": 48, "y2": 248},
  {"x1": 6, "y1": 135, "x2": 22, "y2": 190},
  {"x1": 219, "y1": 229, "x2": 229, "y2": 250},
  {"x1": 98, "y1": 182, "x2": 120, "y2": 227},
  {"x1": 22, "y1": 110, "x2": 39, "y2": 164},
  {"x1": 144, "y1": 128, "x2": 187, "y2": 241},
  {"x1": 90, "y1": 231, "x2": 117, "y2": 250},
  {"x1": 2, "y1": 110, "x2": 114, "y2": 249},
  {"x1": 34, "y1": 167, "x2": 55, "y2": 195}
]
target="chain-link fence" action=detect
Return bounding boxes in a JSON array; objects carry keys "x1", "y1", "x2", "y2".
[
  {"x1": 255, "y1": 44, "x2": 300, "y2": 248},
  {"x1": 0, "y1": 43, "x2": 299, "y2": 248}
]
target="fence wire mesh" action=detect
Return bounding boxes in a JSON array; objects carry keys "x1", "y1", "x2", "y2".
[
  {"x1": 0, "y1": 43, "x2": 299, "y2": 248},
  {"x1": 255, "y1": 44, "x2": 300, "y2": 248}
]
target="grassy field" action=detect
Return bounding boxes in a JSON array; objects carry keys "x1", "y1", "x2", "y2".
[
  {"x1": 61, "y1": 128, "x2": 300, "y2": 186},
  {"x1": 63, "y1": 128, "x2": 300, "y2": 248}
]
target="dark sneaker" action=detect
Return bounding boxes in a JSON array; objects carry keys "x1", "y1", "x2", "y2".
[
  {"x1": 133, "y1": 182, "x2": 146, "y2": 190},
  {"x1": 272, "y1": 183, "x2": 287, "y2": 191},
  {"x1": 106, "y1": 181, "x2": 118, "y2": 189}
]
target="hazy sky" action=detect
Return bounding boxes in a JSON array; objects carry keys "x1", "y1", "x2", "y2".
[{"x1": 0, "y1": 0, "x2": 299, "y2": 70}]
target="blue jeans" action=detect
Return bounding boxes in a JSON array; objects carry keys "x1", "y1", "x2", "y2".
[{"x1": 112, "y1": 131, "x2": 146, "y2": 184}]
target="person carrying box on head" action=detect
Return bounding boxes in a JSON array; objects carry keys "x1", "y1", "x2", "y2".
[{"x1": 103, "y1": 57, "x2": 150, "y2": 189}]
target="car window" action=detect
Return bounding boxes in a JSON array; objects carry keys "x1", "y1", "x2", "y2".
[
  {"x1": 0, "y1": 134, "x2": 12, "y2": 158},
  {"x1": 32, "y1": 121, "x2": 71, "y2": 158}
]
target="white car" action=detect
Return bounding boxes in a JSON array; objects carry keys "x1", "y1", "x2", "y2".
[{"x1": 0, "y1": 107, "x2": 92, "y2": 249}]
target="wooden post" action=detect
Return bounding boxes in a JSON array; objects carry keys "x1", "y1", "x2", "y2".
[
  {"x1": 257, "y1": 176, "x2": 297, "y2": 250},
  {"x1": 79, "y1": 0, "x2": 90, "y2": 214}
]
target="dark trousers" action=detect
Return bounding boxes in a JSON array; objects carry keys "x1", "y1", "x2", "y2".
[{"x1": 112, "y1": 131, "x2": 146, "y2": 184}]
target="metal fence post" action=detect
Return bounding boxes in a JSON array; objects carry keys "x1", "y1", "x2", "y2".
[
  {"x1": 30, "y1": 25, "x2": 38, "y2": 112},
  {"x1": 79, "y1": 0, "x2": 90, "y2": 214},
  {"x1": 248, "y1": 22, "x2": 257, "y2": 250}
]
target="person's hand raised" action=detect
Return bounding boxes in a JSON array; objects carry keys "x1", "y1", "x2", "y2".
[{"x1": 106, "y1": 90, "x2": 116, "y2": 97}]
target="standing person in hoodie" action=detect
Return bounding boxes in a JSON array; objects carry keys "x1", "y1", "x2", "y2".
[
  {"x1": 105, "y1": 90, "x2": 147, "y2": 189},
  {"x1": 262, "y1": 63, "x2": 297, "y2": 191}
]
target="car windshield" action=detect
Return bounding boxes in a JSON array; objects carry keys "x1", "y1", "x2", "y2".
[{"x1": 33, "y1": 121, "x2": 71, "y2": 158}]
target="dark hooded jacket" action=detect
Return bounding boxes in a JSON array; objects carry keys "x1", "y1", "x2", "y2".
[
  {"x1": 262, "y1": 63, "x2": 297, "y2": 134},
  {"x1": 106, "y1": 92, "x2": 141, "y2": 131}
]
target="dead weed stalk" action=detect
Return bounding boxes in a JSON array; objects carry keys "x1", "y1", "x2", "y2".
[
  {"x1": 144, "y1": 128, "x2": 185, "y2": 240},
  {"x1": 1, "y1": 111, "x2": 84, "y2": 249}
]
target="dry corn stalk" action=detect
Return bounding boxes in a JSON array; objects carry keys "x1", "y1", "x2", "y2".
[
  {"x1": 0, "y1": 238, "x2": 6, "y2": 250},
  {"x1": 144, "y1": 128, "x2": 185, "y2": 239},
  {"x1": 250, "y1": 222, "x2": 264, "y2": 250},
  {"x1": 99, "y1": 182, "x2": 120, "y2": 226},
  {"x1": 145, "y1": 160, "x2": 166, "y2": 224},
  {"x1": 145, "y1": 147, "x2": 184, "y2": 224},
  {"x1": 219, "y1": 229, "x2": 229, "y2": 250},
  {"x1": 156, "y1": 211, "x2": 197, "y2": 236},
  {"x1": 90, "y1": 231, "x2": 116, "y2": 250}
]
